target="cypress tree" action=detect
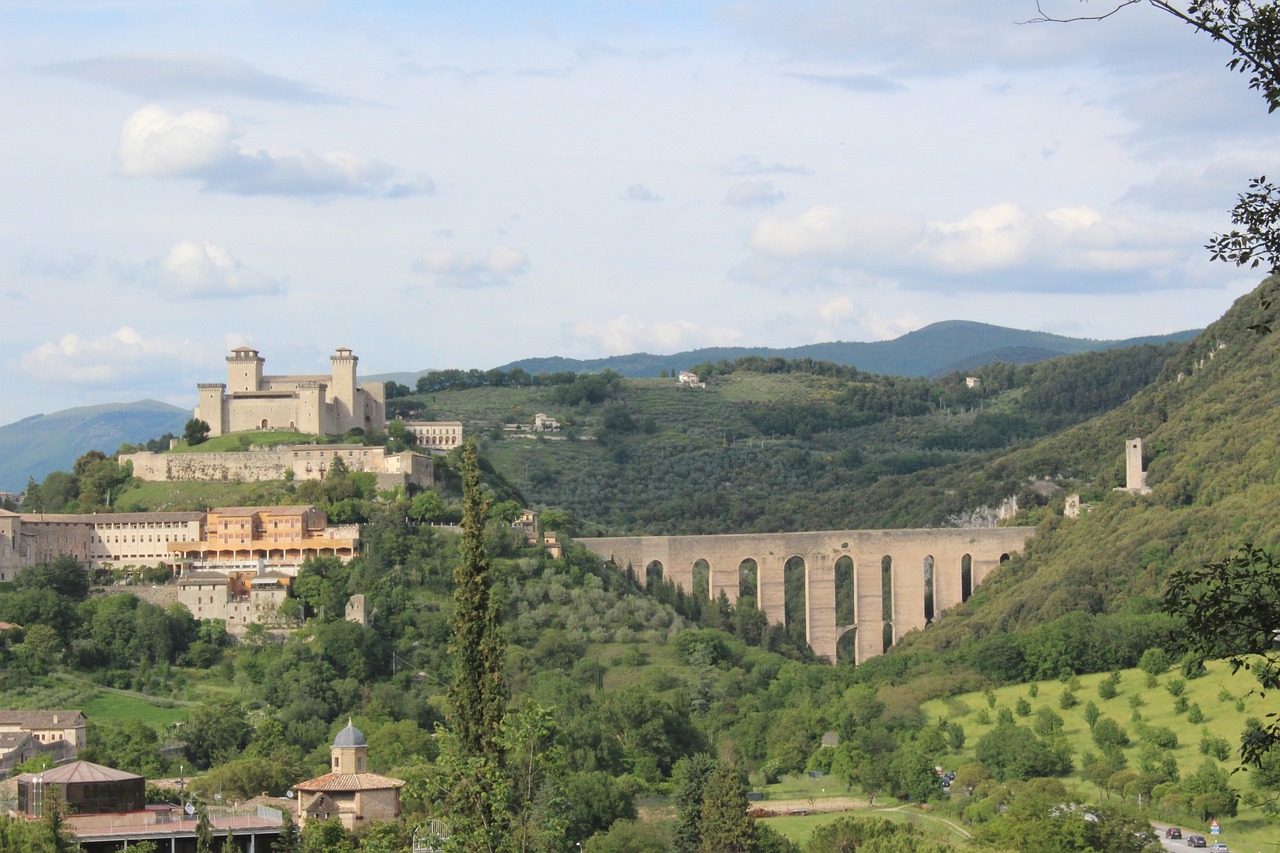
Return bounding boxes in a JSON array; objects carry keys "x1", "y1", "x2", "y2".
[
  {"x1": 447, "y1": 440, "x2": 508, "y2": 759},
  {"x1": 441, "y1": 440, "x2": 511, "y2": 851}
]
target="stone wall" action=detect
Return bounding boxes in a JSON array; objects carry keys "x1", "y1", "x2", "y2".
[{"x1": 123, "y1": 450, "x2": 291, "y2": 483}]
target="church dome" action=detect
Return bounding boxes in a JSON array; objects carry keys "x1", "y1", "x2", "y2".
[{"x1": 332, "y1": 720, "x2": 366, "y2": 749}]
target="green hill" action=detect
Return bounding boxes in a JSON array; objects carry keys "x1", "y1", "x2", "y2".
[
  {"x1": 858, "y1": 280, "x2": 1280, "y2": 685},
  {"x1": 396, "y1": 341, "x2": 1183, "y2": 535},
  {"x1": 0, "y1": 400, "x2": 189, "y2": 493}
]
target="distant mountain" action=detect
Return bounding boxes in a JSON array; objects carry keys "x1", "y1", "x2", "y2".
[
  {"x1": 0, "y1": 400, "x2": 190, "y2": 493},
  {"x1": 496, "y1": 321, "x2": 1201, "y2": 379}
]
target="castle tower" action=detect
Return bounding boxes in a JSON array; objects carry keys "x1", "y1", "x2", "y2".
[
  {"x1": 330, "y1": 719, "x2": 368, "y2": 774},
  {"x1": 196, "y1": 384, "x2": 228, "y2": 437},
  {"x1": 1125, "y1": 438, "x2": 1150, "y2": 494},
  {"x1": 226, "y1": 347, "x2": 264, "y2": 393},
  {"x1": 330, "y1": 348, "x2": 358, "y2": 432}
]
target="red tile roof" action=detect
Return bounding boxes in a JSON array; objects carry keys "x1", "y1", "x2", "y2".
[{"x1": 293, "y1": 771, "x2": 404, "y2": 792}]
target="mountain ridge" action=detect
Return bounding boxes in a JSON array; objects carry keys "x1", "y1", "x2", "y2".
[
  {"x1": 0, "y1": 400, "x2": 189, "y2": 493},
  {"x1": 492, "y1": 320, "x2": 1200, "y2": 379}
]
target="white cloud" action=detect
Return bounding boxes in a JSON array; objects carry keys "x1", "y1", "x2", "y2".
[
  {"x1": 571, "y1": 316, "x2": 743, "y2": 353},
  {"x1": 20, "y1": 253, "x2": 96, "y2": 279},
  {"x1": 623, "y1": 183, "x2": 663, "y2": 202},
  {"x1": 134, "y1": 241, "x2": 285, "y2": 299},
  {"x1": 18, "y1": 328, "x2": 190, "y2": 384},
  {"x1": 723, "y1": 156, "x2": 812, "y2": 176},
  {"x1": 725, "y1": 179, "x2": 785, "y2": 208},
  {"x1": 44, "y1": 55, "x2": 348, "y2": 103},
  {"x1": 116, "y1": 105, "x2": 238, "y2": 178},
  {"x1": 814, "y1": 296, "x2": 924, "y2": 342},
  {"x1": 115, "y1": 105, "x2": 433, "y2": 198},
  {"x1": 413, "y1": 244, "x2": 530, "y2": 288},
  {"x1": 1122, "y1": 159, "x2": 1263, "y2": 212},
  {"x1": 747, "y1": 202, "x2": 1196, "y2": 292}
]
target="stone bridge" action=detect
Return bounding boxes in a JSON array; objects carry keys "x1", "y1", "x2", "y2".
[{"x1": 578, "y1": 527, "x2": 1034, "y2": 664}]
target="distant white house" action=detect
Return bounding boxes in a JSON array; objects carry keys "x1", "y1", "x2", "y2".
[
  {"x1": 534, "y1": 413, "x2": 560, "y2": 431},
  {"x1": 677, "y1": 371, "x2": 705, "y2": 389}
]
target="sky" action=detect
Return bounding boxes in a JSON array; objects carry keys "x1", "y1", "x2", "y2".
[{"x1": 1, "y1": 0, "x2": 1276, "y2": 427}]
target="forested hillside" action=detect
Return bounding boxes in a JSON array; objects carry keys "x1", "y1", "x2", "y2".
[
  {"x1": 392, "y1": 341, "x2": 1181, "y2": 534},
  {"x1": 863, "y1": 281, "x2": 1280, "y2": 687}
]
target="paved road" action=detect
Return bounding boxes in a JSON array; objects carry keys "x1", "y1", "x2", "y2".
[{"x1": 1153, "y1": 824, "x2": 1235, "y2": 853}]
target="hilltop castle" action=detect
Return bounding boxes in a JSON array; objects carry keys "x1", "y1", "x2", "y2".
[{"x1": 195, "y1": 347, "x2": 386, "y2": 438}]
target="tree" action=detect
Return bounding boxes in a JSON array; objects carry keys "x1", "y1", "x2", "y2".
[
  {"x1": 448, "y1": 441, "x2": 507, "y2": 757},
  {"x1": 178, "y1": 697, "x2": 250, "y2": 769},
  {"x1": 184, "y1": 418, "x2": 211, "y2": 446},
  {"x1": 13, "y1": 624, "x2": 63, "y2": 676},
  {"x1": 300, "y1": 820, "x2": 356, "y2": 853},
  {"x1": 672, "y1": 754, "x2": 717, "y2": 853},
  {"x1": 440, "y1": 440, "x2": 509, "y2": 852},
  {"x1": 697, "y1": 765, "x2": 758, "y2": 853},
  {"x1": 1165, "y1": 543, "x2": 1280, "y2": 765},
  {"x1": 194, "y1": 805, "x2": 215, "y2": 853},
  {"x1": 274, "y1": 811, "x2": 302, "y2": 853}
]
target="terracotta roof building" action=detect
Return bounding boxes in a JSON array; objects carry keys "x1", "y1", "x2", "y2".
[{"x1": 294, "y1": 721, "x2": 404, "y2": 832}]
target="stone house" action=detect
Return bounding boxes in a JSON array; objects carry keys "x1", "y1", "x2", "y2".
[{"x1": 294, "y1": 721, "x2": 404, "y2": 832}]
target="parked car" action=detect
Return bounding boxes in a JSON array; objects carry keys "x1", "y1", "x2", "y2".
[
  {"x1": 1186, "y1": 835, "x2": 1207, "y2": 848},
  {"x1": 1208, "y1": 843, "x2": 1230, "y2": 852},
  {"x1": 1165, "y1": 827, "x2": 1182, "y2": 839}
]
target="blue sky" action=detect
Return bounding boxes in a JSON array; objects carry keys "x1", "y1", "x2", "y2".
[{"x1": 0, "y1": 1, "x2": 1274, "y2": 426}]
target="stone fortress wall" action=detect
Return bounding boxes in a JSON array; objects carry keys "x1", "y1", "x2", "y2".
[{"x1": 121, "y1": 444, "x2": 432, "y2": 491}]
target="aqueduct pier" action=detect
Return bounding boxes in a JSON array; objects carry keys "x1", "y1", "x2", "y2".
[{"x1": 578, "y1": 527, "x2": 1035, "y2": 664}]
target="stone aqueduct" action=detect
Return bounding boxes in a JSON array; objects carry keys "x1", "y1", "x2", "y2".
[{"x1": 579, "y1": 527, "x2": 1035, "y2": 664}]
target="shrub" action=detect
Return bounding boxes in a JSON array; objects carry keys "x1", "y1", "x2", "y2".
[
  {"x1": 1138, "y1": 647, "x2": 1170, "y2": 676},
  {"x1": 1141, "y1": 726, "x2": 1178, "y2": 749},
  {"x1": 1187, "y1": 703, "x2": 1204, "y2": 724},
  {"x1": 1015, "y1": 698, "x2": 1032, "y2": 717},
  {"x1": 1165, "y1": 677, "x2": 1186, "y2": 697},
  {"x1": 1059, "y1": 688, "x2": 1079, "y2": 710},
  {"x1": 1092, "y1": 717, "x2": 1130, "y2": 751}
]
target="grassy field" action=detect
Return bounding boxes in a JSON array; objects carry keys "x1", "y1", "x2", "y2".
[
  {"x1": 919, "y1": 661, "x2": 1274, "y2": 849},
  {"x1": 78, "y1": 692, "x2": 187, "y2": 728},
  {"x1": 765, "y1": 806, "x2": 971, "y2": 847},
  {"x1": 170, "y1": 431, "x2": 320, "y2": 453}
]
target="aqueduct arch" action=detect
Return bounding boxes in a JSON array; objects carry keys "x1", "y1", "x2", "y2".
[{"x1": 579, "y1": 527, "x2": 1033, "y2": 664}]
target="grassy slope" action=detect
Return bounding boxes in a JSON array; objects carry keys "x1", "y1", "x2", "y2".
[{"x1": 919, "y1": 662, "x2": 1272, "y2": 848}]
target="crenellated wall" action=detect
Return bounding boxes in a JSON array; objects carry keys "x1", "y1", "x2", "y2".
[{"x1": 578, "y1": 527, "x2": 1034, "y2": 664}]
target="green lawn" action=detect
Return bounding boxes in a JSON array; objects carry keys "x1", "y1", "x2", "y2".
[{"x1": 78, "y1": 693, "x2": 187, "y2": 729}]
